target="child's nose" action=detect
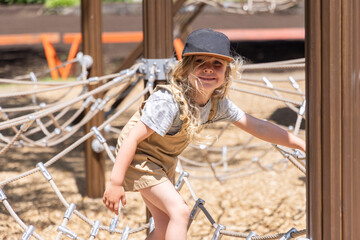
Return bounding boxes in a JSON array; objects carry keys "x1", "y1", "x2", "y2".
[{"x1": 202, "y1": 63, "x2": 214, "y2": 73}]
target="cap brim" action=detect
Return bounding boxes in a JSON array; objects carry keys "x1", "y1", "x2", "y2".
[{"x1": 183, "y1": 52, "x2": 233, "y2": 62}]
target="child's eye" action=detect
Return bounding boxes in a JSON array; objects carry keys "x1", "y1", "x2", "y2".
[
  {"x1": 213, "y1": 60, "x2": 223, "y2": 66},
  {"x1": 195, "y1": 58, "x2": 204, "y2": 64}
]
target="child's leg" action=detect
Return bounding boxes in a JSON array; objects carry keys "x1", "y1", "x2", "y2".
[
  {"x1": 139, "y1": 180, "x2": 191, "y2": 240},
  {"x1": 142, "y1": 197, "x2": 169, "y2": 239}
]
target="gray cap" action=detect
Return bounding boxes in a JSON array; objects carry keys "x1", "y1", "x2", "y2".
[{"x1": 182, "y1": 28, "x2": 233, "y2": 62}]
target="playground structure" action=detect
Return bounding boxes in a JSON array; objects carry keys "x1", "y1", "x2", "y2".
[
  {"x1": 0, "y1": 52, "x2": 307, "y2": 239},
  {"x1": 0, "y1": 0, "x2": 359, "y2": 239}
]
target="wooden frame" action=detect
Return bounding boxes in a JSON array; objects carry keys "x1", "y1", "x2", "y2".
[{"x1": 306, "y1": 0, "x2": 360, "y2": 238}]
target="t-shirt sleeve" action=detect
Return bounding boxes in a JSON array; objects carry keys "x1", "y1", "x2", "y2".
[
  {"x1": 140, "y1": 89, "x2": 178, "y2": 136},
  {"x1": 214, "y1": 98, "x2": 245, "y2": 123}
]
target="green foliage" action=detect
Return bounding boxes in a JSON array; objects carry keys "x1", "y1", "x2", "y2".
[
  {"x1": 45, "y1": 0, "x2": 79, "y2": 8},
  {"x1": 0, "y1": 0, "x2": 45, "y2": 4}
]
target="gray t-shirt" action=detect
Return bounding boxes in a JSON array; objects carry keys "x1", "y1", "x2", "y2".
[{"x1": 140, "y1": 88, "x2": 245, "y2": 136}]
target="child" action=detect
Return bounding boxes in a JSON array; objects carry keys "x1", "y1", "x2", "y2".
[{"x1": 103, "y1": 28, "x2": 306, "y2": 240}]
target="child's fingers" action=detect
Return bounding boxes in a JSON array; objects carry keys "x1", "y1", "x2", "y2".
[
  {"x1": 108, "y1": 202, "x2": 114, "y2": 212},
  {"x1": 121, "y1": 195, "x2": 126, "y2": 206},
  {"x1": 114, "y1": 201, "x2": 120, "y2": 215}
]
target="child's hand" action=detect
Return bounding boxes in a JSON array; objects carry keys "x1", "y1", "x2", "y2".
[
  {"x1": 300, "y1": 141, "x2": 306, "y2": 153},
  {"x1": 103, "y1": 182, "x2": 126, "y2": 215}
]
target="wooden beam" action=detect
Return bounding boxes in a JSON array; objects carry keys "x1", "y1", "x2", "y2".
[
  {"x1": 114, "y1": 0, "x2": 187, "y2": 73},
  {"x1": 81, "y1": 0, "x2": 105, "y2": 198},
  {"x1": 306, "y1": 0, "x2": 360, "y2": 238}
]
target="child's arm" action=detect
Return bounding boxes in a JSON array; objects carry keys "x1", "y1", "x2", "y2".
[
  {"x1": 103, "y1": 120, "x2": 154, "y2": 214},
  {"x1": 233, "y1": 113, "x2": 306, "y2": 152}
]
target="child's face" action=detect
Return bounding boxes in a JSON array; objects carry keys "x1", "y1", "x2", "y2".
[{"x1": 189, "y1": 56, "x2": 227, "y2": 96}]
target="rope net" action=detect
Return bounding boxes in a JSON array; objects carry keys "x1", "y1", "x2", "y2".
[
  {"x1": 187, "y1": 0, "x2": 303, "y2": 14},
  {"x1": 0, "y1": 54, "x2": 306, "y2": 239}
]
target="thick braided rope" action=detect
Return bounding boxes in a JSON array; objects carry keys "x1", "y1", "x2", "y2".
[
  {"x1": 1, "y1": 200, "x2": 44, "y2": 240},
  {"x1": 234, "y1": 79, "x2": 305, "y2": 96},
  {"x1": 31, "y1": 85, "x2": 153, "y2": 235},
  {"x1": 244, "y1": 58, "x2": 305, "y2": 68},
  {"x1": 0, "y1": 74, "x2": 136, "y2": 185},
  {"x1": 1, "y1": 105, "x2": 80, "y2": 148},
  {"x1": 24, "y1": 104, "x2": 81, "y2": 137},
  {"x1": 192, "y1": 0, "x2": 299, "y2": 14},
  {"x1": 241, "y1": 77, "x2": 304, "y2": 82},
  {"x1": 0, "y1": 79, "x2": 149, "y2": 187},
  {"x1": 3, "y1": 80, "x2": 133, "y2": 149},
  {"x1": 14, "y1": 58, "x2": 79, "y2": 80},
  {"x1": 1, "y1": 62, "x2": 307, "y2": 238},
  {"x1": 230, "y1": 86, "x2": 303, "y2": 105},
  {"x1": 0, "y1": 73, "x2": 132, "y2": 130},
  {"x1": 177, "y1": 161, "x2": 307, "y2": 239},
  {"x1": 0, "y1": 71, "x2": 124, "y2": 113},
  {"x1": 219, "y1": 228, "x2": 306, "y2": 239},
  {"x1": 243, "y1": 63, "x2": 305, "y2": 71},
  {"x1": 47, "y1": 178, "x2": 150, "y2": 235},
  {"x1": 0, "y1": 81, "x2": 87, "y2": 99},
  {"x1": 273, "y1": 145, "x2": 306, "y2": 174},
  {"x1": 38, "y1": 108, "x2": 99, "y2": 147},
  {"x1": 0, "y1": 111, "x2": 47, "y2": 147},
  {"x1": 262, "y1": 80, "x2": 300, "y2": 113},
  {"x1": 0, "y1": 78, "x2": 82, "y2": 85},
  {"x1": 0, "y1": 125, "x2": 24, "y2": 155},
  {"x1": 182, "y1": 140, "x2": 262, "y2": 168}
]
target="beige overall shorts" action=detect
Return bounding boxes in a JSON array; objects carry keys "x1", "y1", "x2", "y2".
[{"x1": 116, "y1": 86, "x2": 218, "y2": 191}]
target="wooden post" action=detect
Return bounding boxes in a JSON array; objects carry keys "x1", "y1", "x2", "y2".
[
  {"x1": 114, "y1": 0, "x2": 188, "y2": 72},
  {"x1": 306, "y1": 0, "x2": 360, "y2": 238},
  {"x1": 142, "y1": 0, "x2": 174, "y2": 89},
  {"x1": 81, "y1": 0, "x2": 105, "y2": 197},
  {"x1": 143, "y1": 0, "x2": 173, "y2": 59},
  {"x1": 142, "y1": 0, "x2": 174, "y2": 232}
]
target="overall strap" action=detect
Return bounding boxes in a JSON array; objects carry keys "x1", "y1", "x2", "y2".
[{"x1": 207, "y1": 97, "x2": 219, "y2": 122}]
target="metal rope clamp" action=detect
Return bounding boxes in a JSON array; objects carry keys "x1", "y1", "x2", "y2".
[
  {"x1": 109, "y1": 199, "x2": 123, "y2": 233},
  {"x1": 37, "y1": 162, "x2": 52, "y2": 181},
  {"x1": 20, "y1": 115, "x2": 35, "y2": 132},
  {"x1": 120, "y1": 226, "x2": 130, "y2": 240},
  {"x1": 174, "y1": 171, "x2": 189, "y2": 191},
  {"x1": 91, "y1": 127, "x2": 106, "y2": 144},
  {"x1": 211, "y1": 224, "x2": 226, "y2": 240},
  {"x1": 90, "y1": 220, "x2": 101, "y2": 238},
  {"x1": 280, "y1": 227, "x2": 297, "y2": 240},
  {"x1": 289, "y1": 76, "x2": 300, "y2": 90},
  {"x1": 149, "y1": 217, "x2": 155, "y2": 233},
  {"x1": 0, "y1": 188, "x2": 7, "y2": 201},
  {"x1": 82, "y1": 96, "x2": 94, "y2": 108},
  {"x1": 90, "y1": 99, "x2": 102, "y2": 112},
  {"x1": 140, "y1": 58, "x2": 177, "y2": 81},
  {"x1": 190, "y1": 198, "x2": 205, "y2": 221},
  {"x1": 88, "y1": 76, "x2": 99, "y2": 84},
  {"x1": 298, "y1": 100, "x2": 306, "y2": 116},
  {"x1": 91, "y1": 127, "x2": 106, "y2": 153},
  {"x1": 98, "y1": 97, "x2": 110, "y2": 111},
  {"x1": 57, "y1": 225, "x2": 77, "y2": 239},
  {"x1": 64, "y1": 203, "x2": 76, "y2": 220},
  {"x1": 246, "y1": 231, "x2": 258, "y2": 240},
  {"x1": 21, "y1": 225, "x2": 35, "y2": 240}
]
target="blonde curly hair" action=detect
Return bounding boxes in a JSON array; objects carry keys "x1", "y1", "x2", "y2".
[{"x1": 167, "y1": 55, "x2": 243, "y2": 143}]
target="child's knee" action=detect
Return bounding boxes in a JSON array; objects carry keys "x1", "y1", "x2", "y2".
[{"x1": 175, "y1": 203, "x2": 191, "y2": 220}]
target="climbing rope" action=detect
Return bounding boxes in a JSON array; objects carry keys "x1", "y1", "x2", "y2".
[
  {"x1": 0, "y1": 58, "x2": 306, "y2": 239},
  {"x1": 190, "y1": 0, "x2": 302, "y2": 14}
]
